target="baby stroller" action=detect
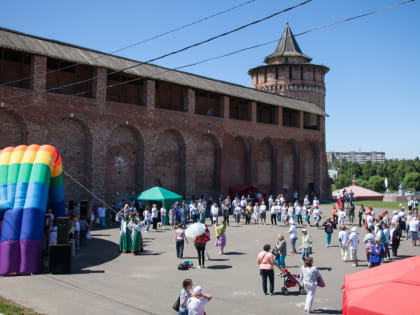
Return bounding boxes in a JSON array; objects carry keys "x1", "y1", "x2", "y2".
[{"x1": 280, "y1": 268, "x2": 306, "y2": 295}]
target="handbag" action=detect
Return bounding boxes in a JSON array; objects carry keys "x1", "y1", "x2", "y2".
[
  {"x1": 317, "y1": 272, "x2": 326, "y2": 288},
  {"x1": 172, "y1": 296, "x2": 180, "y2": 312}
]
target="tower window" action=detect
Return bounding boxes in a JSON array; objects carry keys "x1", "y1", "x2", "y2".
[
  {"x1": 285, "y1": 57, "x2": 289, "y2": 64},
  {"x1": 313, "y1": 68, "x2": 316, "y2": 81},
  {"x1": 275, "y1": 67, "x2": 279, "y2": 80},
  {"x1": 289, "y1": 66, "x2": 292, "y2": 80},
  {"x1": 301, "y1": 66, "x2": 304, "y2": 80},
  {"x1": 256, "y1": 73, "x2": 258, "y2": 84},
  {"x1": 264, "y1": 68, "x2": 267, "y2": 83}
]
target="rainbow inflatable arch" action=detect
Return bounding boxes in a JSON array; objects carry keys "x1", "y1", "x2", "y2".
[{"x1": 0, "y1": 145, "x2": 65, "y2": 276}]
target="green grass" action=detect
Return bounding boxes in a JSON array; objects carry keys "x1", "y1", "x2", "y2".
[
  {"x1": 320, "y1": 200, "x2": 404, "y2": 210},
  {"x1": 0, "y1": 297, "x2": 42, "y2": 315},
  {"x1": 353, "y1": 200, "x2": 403, "y2": 210}
]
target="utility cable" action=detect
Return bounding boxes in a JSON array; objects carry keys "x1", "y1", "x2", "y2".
[
  {"x1": 0, "y1": 0, "x2": 312, "y2": 102},
  {"x1": 0, "y1": 0, "x2": 258, "y2": 88}
]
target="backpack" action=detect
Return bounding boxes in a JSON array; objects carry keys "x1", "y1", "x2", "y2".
[
  {"x1": 195, "y1": 234, "x2": 207, "y2": 246},
  {"x1": 177, "y1": 262, "x2": 190, "y2": 270},
  {"x1": 272, "y1": 245, "x2": 279, "y2": 258}
]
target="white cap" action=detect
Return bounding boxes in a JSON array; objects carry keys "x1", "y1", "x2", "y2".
[
  {"x1": 351, "y1": 227, "x2": 358, "y2": 233},
  {"x1": 193, "y1": 286, "x2": 202, "y2": 295}
]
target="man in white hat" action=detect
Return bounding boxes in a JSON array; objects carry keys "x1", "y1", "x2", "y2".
[
  {"x1": 298, "y1": 229, "x2": 312, "y2": 261},
  {"x1": 347, "y1": 227, "x2": 359, "y2": 266},
  {"x1": 187, "y1": 286, "x2": 212, "y2": 315}
]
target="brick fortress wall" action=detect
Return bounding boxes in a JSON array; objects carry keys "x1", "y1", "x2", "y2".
[{"x1": 0, "y1": 54, "x2": 328, "y2": 205}]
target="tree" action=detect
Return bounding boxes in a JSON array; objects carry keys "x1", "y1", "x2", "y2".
[
  {"x1": 368, "y1": 175, "x2": 385, "y2": 192},
  {"x1": 403, "y1": 172, "x2": 420, "y2": 191}
]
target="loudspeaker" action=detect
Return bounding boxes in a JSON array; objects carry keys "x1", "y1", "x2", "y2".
[
  {"x1": 80, "y1": 200, "x2": 88, "y2": 218},
  {"x1": 57, "y1": 217, "x2": 70, "y2": 244},
  {"x1": 49, "y1": 244, "x2": 72, "y2": 274}
]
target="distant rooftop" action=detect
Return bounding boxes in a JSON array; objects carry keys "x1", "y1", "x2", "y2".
[{"x1": 264, "y1": 23, "x2": 311, "y2": 63}]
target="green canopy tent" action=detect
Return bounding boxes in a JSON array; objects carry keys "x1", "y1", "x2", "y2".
[{"x1": 137, "y1": 187, "x2": 183, "y2": 225}]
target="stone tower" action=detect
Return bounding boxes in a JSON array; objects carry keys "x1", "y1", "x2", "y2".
[{"x1": 248, "y1": 23, "x2": 329, "y2": 110}]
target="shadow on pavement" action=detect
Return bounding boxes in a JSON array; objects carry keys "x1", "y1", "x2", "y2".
[
  {"x1": 141, "y1": 250, "x2": 165, "y2": 256},
  {"x1": 318, "y1": 267, "x2": 332, "y2": 271},
  {"x1": 72, "y1": 236, "x2": 121, "y2": 274},
  {"x1": 312, "y1": 309, "x2": 342, "y2": 314},
  {"x1": 224, "y1": 251, "x2": 245, "y2": 255},
  {"x1": 207, "y1": 265, "x2": 232, "y2": 270}
]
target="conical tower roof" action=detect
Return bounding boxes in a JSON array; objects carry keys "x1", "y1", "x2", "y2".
[{"x1": 265, "y1": 23, "x2": 311, "y2": 63}]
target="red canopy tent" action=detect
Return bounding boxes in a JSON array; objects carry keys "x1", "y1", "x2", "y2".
[{"x1": 343, "y1": 256, "x2": 420, "y2": 315}]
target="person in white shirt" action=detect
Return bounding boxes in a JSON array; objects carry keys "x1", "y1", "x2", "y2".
[
  {"x1": 391, "y1": 210, "x2": 399, "y2": 225},
  {"x1": 151, "y1": 204, "x2": 159, "y2": 230},
  {"x1": 405, "y1": 211, "x2": 414, "y2": 240},
  {"x1": 270, "y1": 202, "x2": 278, "y2": 226},
  {"x1": 211, "y1": 203, "x2": 219, "y2": 225},
  {"x1": 287, "y1": 222, "x2": 298, "y2": 253},
  {"x1": 347, "y1": 227, "x2": 359, "y2": 266},
  {"x1": 408, "y1": 214, "x2": 419, "y2": 246},
  {"x1": 160, "y1": 206, "x2": 167, "y2": 229},
  {"x1": 398, "y1": 207, "x2": 407, "y2": 237},
  {"x1": 97, "y1": 205, "x2": 106, "y2": 228},
  {"x1": 259, "y1": 201, "x2": 267, "y2": 225},
  {"x1": 366, "y1": 213, "x2": 374, "y2": 230},
  {"x1": 282, "y1": 204, "x2": 288, "y2": 225},
  {"x1": 338, "y1": 226, "x2": 349, "y2": 261},
  {"x1": 383, "y1": 224, "x2": 391, "y2": 260},
  {"x1": 337, "y1": 209, "x2": 346, "y2": 227},
  {"x1": 313, "y1": 207, "x2": 322, "y2": 227},
  {"x1": 287, "y1": 203, "x2": 295, "y2": 224},
  {"x1": 187, "y1": 286, "x2": 212, "y2": 315},
  {"x1": 295, "y1": 203, "x2": 303, "y2": 226},
  {"x1": 234, "y1": 204, "x2": 242, "y2": 225},
  {"x1": 335, "y1": 191, "x2": 341, "y2": 200},
  {"x1": 253, "y1": 203, "x2": 260, "y2": 224}
]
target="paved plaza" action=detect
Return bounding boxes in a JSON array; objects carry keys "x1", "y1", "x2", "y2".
[{"x1": 0, "y1": 207, "x2": 417, "y2": 315}]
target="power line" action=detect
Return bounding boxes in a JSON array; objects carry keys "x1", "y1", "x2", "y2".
[
  {"x1": 0, "y1": 0, "x2": 312, "y2": 102},
  {"x1": 62, "y1": 0, "x2": 417, "y2": 99},
  {"x1": 1, "y1": 0, "x2": 414, "y2": 208},
  {"x1": 0, "y1": 0, "x2": 413, "y2": 113},
  {"x1": 0, "y1": 0, "x2": 258, "y2": 88}
]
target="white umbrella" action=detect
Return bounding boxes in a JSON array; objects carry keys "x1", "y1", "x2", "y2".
[{"x1": 185, "y1": 223, "x2": 206, "y2": 238}]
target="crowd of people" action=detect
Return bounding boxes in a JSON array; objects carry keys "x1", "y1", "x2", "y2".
[{"x1": 92, "y1": 190, "x2": 418, "y2": 314}]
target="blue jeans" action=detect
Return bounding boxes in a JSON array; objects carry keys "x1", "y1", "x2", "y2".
[
  {"x1": 146, "y1": 220, "x2": 151, "y2": 231},
  {"x1": 179, "y1": 310, "x2": 188, "y2": 315},
  {"x1": 100, "y1": 217, "x2": 106, "y2": 228},
  {"x1": 275, "y1": 255, "x2": 286, "y2": 268},
  {"x1": 301, "y1": 247, "x2": 310, "y2": 261},
  {"x1": 291, "y1": 238, "x2": 297, "y2": 253}
]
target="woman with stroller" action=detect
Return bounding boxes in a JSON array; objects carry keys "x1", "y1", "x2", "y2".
[{"x1": 273, "y1": 234, "x2": 287, "y2": 274}]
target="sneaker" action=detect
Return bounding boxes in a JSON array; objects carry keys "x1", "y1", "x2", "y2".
[
  {"x1": 197, "y1": 266, "x2": 201, "y2": 269},
  {"x1": 352, "y1": 264, "x2": 356, "y2": 267}
]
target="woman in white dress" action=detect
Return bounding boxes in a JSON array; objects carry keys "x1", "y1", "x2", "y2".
[{"x1": 253, "y1": 203, "x2": 260, "y2": 224}]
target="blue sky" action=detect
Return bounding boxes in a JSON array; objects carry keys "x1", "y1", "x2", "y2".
[{"x1": 1, "y1": 0, "x2": 419, "y2": 159}]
